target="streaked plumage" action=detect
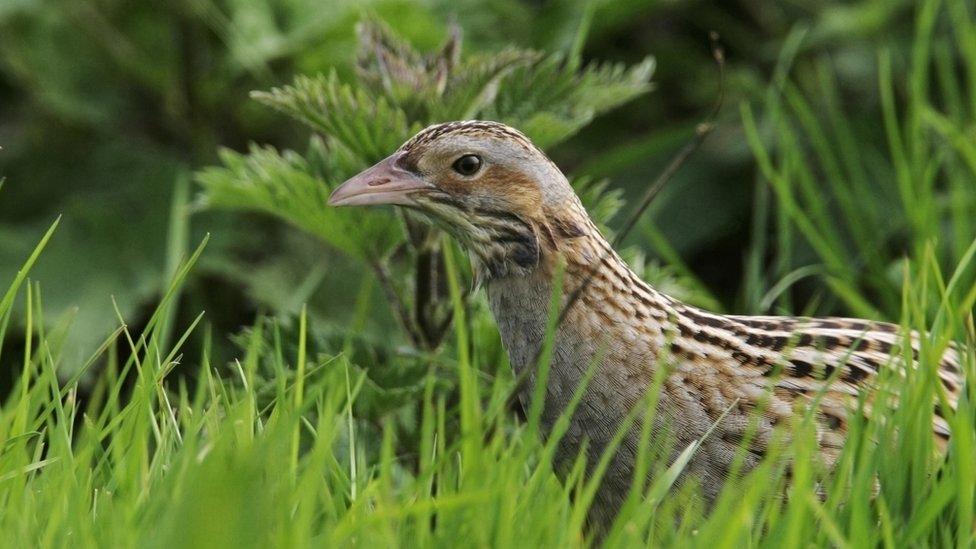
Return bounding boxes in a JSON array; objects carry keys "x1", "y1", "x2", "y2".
[{"x1": 330, "y1": 120, "x2": 965, "y2": 528}]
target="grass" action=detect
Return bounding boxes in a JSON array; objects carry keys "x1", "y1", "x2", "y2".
[
  {"x1": 0, "y1": 212, "x2": 973, "y2": 547},
  {"x1": 2, "y1": 0, "x2": 976, "y2": 546}
]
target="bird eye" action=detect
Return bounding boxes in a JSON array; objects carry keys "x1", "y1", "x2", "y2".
[{"x1": 452, "y1": 154, "x2": 482, "y2": 176}]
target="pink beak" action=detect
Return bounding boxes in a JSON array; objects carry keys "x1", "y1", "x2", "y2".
[{"x1": 328, "y1": 152, "x2": 432, "y2": 207}]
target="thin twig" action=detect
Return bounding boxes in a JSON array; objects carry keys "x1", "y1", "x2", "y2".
[{"x1": 369, "y1": 258, "x2": 427, "y2": 348}]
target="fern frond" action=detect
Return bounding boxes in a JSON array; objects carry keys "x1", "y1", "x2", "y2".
[
  {"x1": 251, "y1": 73, "x2": 416, "y2": 164},
  {"x1": 196, "y1": 139, "x2": 402, "y2": 260},
  {"x1": 488, "y1": 54, "x2": 655, "y2": 148},
  {"x1": 356, "y1": 19, "x2": 459, "y2": 119},
  {"x1": 434, "y1": 48, "x2": 541, "y2": 120}
]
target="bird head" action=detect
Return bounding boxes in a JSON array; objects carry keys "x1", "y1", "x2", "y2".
[{"x1": 329, "y1": 121, "x2": 587, "y2": 279}]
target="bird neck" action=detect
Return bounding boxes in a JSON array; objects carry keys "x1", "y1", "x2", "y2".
[{"x1": 483, "y1": 221, "x2": 678, "y2": 378}]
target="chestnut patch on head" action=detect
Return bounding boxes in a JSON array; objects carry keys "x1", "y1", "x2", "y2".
[{"x1": 468, "y1": 164, "x2": 544, "y2": 212}]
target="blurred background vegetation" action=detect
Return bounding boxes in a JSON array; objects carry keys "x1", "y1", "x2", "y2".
[{"x1": 1, "y1": 0, "x2": 973, "y2": 408}]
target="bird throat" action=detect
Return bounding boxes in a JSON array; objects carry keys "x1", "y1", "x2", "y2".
[{"x1": 483, "y1": 233, "x2": 674, "y2": 412}]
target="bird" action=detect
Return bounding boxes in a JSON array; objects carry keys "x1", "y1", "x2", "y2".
[{"x1": 328, "y1": 120, "x2": 965, "y2": 528}]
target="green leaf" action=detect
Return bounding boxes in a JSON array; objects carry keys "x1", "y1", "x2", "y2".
[
  {"x1": 487, "y1": 53, "x2": 655, "y2": 148},
  {"x1": 195, "y1": 139, "x2": 401, "y2": 261},
  {"x1": 433, "y1": 48, "x2": 541, "y2": 120},
  {"x1": 252, "y1": 72, "x2": 415, "y2": 164}
]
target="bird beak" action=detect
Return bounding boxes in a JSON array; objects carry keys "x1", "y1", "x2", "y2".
[{"x1": 328, "y1": 152, "x2": 432, "y2": 207}]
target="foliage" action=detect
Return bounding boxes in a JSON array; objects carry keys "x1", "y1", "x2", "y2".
[{"x1": 2, "y1": 0, "x2": 976, "y2": 546}]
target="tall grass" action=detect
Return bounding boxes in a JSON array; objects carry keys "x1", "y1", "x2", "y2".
[{"x1": 0, "y1": 218, "x2": 973, "y2": 547}]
